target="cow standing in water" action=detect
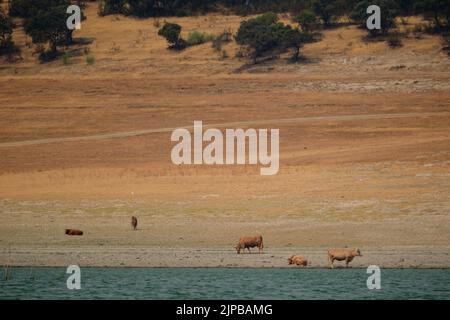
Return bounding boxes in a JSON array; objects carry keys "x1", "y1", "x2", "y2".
[
  {"x1": 235, "y1": 235, "x2": 264, "y2": 254},
  {"x1": 131, "y1": 216, "x2": 138, "y2": 231}
]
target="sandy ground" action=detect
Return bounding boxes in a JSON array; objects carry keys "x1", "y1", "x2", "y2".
[{"x1": 1, "y1": 2, "x2": 450, "y2": 268}]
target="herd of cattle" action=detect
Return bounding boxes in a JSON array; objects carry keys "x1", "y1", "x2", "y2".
[
  {"x1": 234, "y1": 235, "x2": 362, "y2": 268},
  {"x1": 64, "y1": 217, "x2": 363, "y2": 268}
]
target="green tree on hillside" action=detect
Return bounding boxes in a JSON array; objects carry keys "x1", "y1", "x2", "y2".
[
  {"x1": 281, "y1": 26, "x2": 314, "y2": 60},
  {"x1": 158, "y1": 22, "x2": 187, "y2": 50},
  {"x1": 0, "y1": 8, "x2": 13, "y2": 46},
  {"x1": 1, "y1": 7, "x2": 22, "y2": 61},
  {"x1": 11, "y1": 0, "x2": 85, "y2": 61},
  {"x1": 414, "y1": 0, "x2": 450, "y2": 31},
  {"x1": 312, "y1": 0, "x2": 341, "y2": 27},
  {"x1": 98, "y1": 0, "x2": 127, "y2": 16},
  {"x1": 294, "y1": 10, "x2": 319, "y2": 32},
  {"x1": 89, "y1": 1, "x2": 436, "y2": 19},
  {"x1": 236, "y1": 13, "x2": 314, "y2": 63},
  {"x1": 9, "y1": 0, "x2": 69, "y2": 18},
  {"x1": 351, "y1": 0, "x2": 399, "y2": 36},
  {"x1": 9, "y1": 0, "x2": 83, "y2": 45},
  {"x1": 24, "y1": 4, "x2": 70, "y2": 60},
  {"x1": 235, "y1": 13, "x2": 281, "y2": 62}
]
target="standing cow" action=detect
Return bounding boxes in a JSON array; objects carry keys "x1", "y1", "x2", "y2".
[
  {"x1": 328, "y1": 248, "x2": 362, "y2": 268},
  {"x1": 131, "y1": 216, "x2": 138, "y2": 231},
  {"x1": 235, "y1": 235, "x2": 264, "y2": 254}
]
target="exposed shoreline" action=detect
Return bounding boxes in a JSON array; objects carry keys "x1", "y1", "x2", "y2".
[
  {"x1": 2, "y1": 246, "x2": 450, "y2": 269},
  {"x1": 5, "y1": 266, "x2": 450, "y2": 269}
]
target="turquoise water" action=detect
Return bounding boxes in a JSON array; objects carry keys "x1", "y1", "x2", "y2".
[{"x1": 1, "y1": 268, "x2": 449, "y2": 300}]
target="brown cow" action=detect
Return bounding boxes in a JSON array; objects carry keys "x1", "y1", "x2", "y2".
[
  {"x1": 328, "y1": 248, "x2": 362, "y2": 268},
  {"x1": 288, "y1": 255, "x2": 308, "y2": 267},
  {"x1": 131, "y1": 216, "x2": 138, "y2": 231},
  {"x1": 65, "y1": 229, "x2": 83, "y2": 236},
  {"x1": 235, "y1": 235, "x2": 263, "y2": 254}
]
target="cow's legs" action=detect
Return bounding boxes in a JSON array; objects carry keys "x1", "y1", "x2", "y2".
[
  {"x1": 328, "y1": 255, "x2": 334, "y2": 269},
  {"x1": 346, "y1": 258, "x2": 349, "y2": 268},
  {"x1": 247, "y1": 247, "x2": 251, "y2": 254}
]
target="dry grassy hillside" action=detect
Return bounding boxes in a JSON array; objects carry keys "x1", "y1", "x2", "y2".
[{"x1": 0, "y1": 2, "x2": 449, "y2": 268}]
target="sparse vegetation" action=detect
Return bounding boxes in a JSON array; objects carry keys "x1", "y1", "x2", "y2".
[
  {"x1": 0, "y1": 8, "x2": 13, "y2": 42},
  {"x1": 3, "y1": 246, "x2": 12, "y2": 281},
  {"x1": 96, "y1": 0, "x2": 218, "y2": 17},
  {"x1": 285, "y1": 28, "x2": 315, "y2": 61},
  {"x1": 351, "y1": 0, "x2": 399, "y2": 36},
  {"x1": 350, "y1": 0, "x2": 403, "y2": 48},
  {"x1": 412, "y1": 23, "x2": 425, "y2": 37},
  {"x1": 24, "y1": 5, "x2": 69, "y2": 61},
  {"x1": 294, "y1": 9, "x2": 319, "y2": 32},
  {"x1": 186, "y1": 31, "x2": 215, "y2": 46},
  {"x1": 62, "y1": 51, "x2": 71, "y2": 65},
  {"x1": 159, "y1": 25, "x2": 215, "y2": 49},
  {"x1": 11, "y1": 0, "x2": 84, "y2": 62},
  {"x1": 220, "y1": 50, "x2": 228, "y2": 59},
  {"x1": 414, "y1": 0, "x2": 450, "y2": 32},
  {"x1": 153, "y1": 17, "x2": 161, "y2": 28},
  {"x1": 158, "y1": 22, "x2": 187, "y2": 50},
  {"x1": 387, "y1": 32, "x2": 403, "y2": 48},
  {"x1": 235, "y1": 12, "x2": 281, "y2": 63},
  {"x1": 235, "y1": 13, "x2": 315, "y2": 63},
  {"x1": 212, "y1": 30, "x2": 232, "y2": 52},
  {"x1": 0, "y1": 7, "x2": 20, "y2": 60},
  {"x1": 442, "y1": 32, "x2": 450, "y2": 55},
  {"x1": 312, "y1": 0, "x2": 341, "y2": 28},
  {"x1": 8, "y1": 0, "x2": 37, "y2": 18},
  {"x1": 3, "y1": 265, "x2": 12, "y2": 281},
  {"x1": 90, "y1": 0, "x2": 449, "y2": 31},
  {"x1": 38, "y1": 48, "x2": 59, "y2": 62},
  {"x1": 98, "y1": 0, "x2": 128, "y2": 16},
  {"x1": 9, "y1": 0, "x2": 70, "y2": 18},
  {"x1": 85, "y1": 53, "x2": 95, "y2": 65},
  {"x1": 1, "y1": 0, "x2": 448, "y2": 64}
]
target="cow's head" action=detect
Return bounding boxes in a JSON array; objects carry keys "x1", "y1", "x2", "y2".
[
  {"x1": 287, "y1": 256, "x2": 294, "y2": 265},
  {"x1": 235, "y1": 245, "x2": 241, "y2": 254},
  {"x1": 65, "y1": 229, "x2": 70, "y2": 235},
  {"x1": 355, "y1": 248, "x2": 362, "y2": 256}
]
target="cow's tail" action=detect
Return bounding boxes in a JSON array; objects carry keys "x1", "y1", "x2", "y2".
[{"x1": 260, "y1": 235, "x2": 264, "y2": 250}]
